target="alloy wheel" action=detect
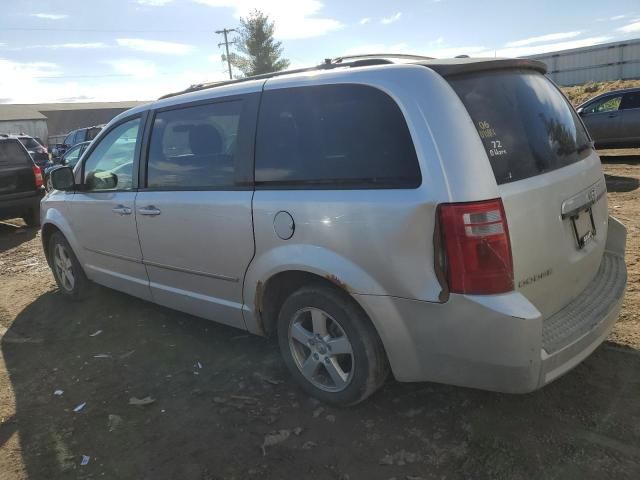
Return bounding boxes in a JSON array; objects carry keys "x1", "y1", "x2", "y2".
[{"x1": 288, "y1": 307, "x2": 354, "y2": 392}]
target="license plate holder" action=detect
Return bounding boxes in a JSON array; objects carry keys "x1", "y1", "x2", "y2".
[{"x1": 571, "y1": 207, "x2": 596, "y2": 249}]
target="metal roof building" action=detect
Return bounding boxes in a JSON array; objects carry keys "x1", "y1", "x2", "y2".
[
  {"x1": 524, "y1": 38, "x2": 640, "y2": 86},
  {"x1": 0, "y1": 106, "x2": 48, "y2": 143},
  {"x1": 0, "y1": 101, "x2": 148, "y2": 146}
]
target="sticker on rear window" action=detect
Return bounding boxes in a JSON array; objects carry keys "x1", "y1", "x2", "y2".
[
  {"x1": 489, "y1": 139, "x2": 507, "y2": 157},
  {"x1": 477, "y1": 121, "x2": 496, "y2": 139}
]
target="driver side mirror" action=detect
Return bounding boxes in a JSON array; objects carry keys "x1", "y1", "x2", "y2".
[{"x1": 49, "y1": 166, "x2": 75, "y2": 191}]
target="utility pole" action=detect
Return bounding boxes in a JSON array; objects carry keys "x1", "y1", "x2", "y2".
[{"x1": 216, "y1": 28, "x2": 236, "y2": 80}]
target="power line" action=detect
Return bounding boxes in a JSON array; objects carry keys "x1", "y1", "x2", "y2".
[
  {"x1": 215, "y1": 28, "x2": 236, "y2": 80},
  {"x1": 0, "y1": 27, "x2": 212, "y2": 32}
]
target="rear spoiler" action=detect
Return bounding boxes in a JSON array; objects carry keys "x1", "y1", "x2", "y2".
[{"x1": 419, "y1": 58, "x2": 547, "y2": 78}]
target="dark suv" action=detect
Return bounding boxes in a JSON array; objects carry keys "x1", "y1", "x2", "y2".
[
  {"x1": 53, "y1": 125, "x2": 103, "y2": 158},
  {"x1": 17, "y1": 134, "x2": 49, "y2": 168},
  {"x1": 0, "y1": 134, "x2": 44, "y2": 226}
]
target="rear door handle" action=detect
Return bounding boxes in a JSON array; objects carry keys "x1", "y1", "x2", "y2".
[
  {"x1": 138, "y1": 206, "x2": 161, "y2": 216},
  {"x1": 608, "y1": 113, "x2": 618, "y2": 118},
  {"x1": 112, "y1": 205, "x2": 132, "y2": 215}
]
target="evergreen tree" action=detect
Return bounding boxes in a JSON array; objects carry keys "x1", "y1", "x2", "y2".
[{"x1": 225, "y1": 9, "x2": 290, "y2": 77}]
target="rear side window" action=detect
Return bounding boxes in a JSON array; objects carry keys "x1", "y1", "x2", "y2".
[
  {"x1": 255, "y1": 84, "x2": 421, "y2": 188},
  {"x1": 0, "y1": 140, "x2": 32, "y2": 167},
  {"x1": 621, "y1": 92, "x2": 640, "y2": 110},
  {"x1": 146, "y1": 100, "x2": 245, "y2": 189},
  {"x1": 87, "y1": 127, "x2": 102, "y2": 141},
  {"x1": 448, "y1": 70, "x2": 591, "y2": 185}
]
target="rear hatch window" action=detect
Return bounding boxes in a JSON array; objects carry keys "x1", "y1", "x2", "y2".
[
  {"x1": 0, "y1": 139, "x2": 36, "y2": 196},
  {"x1": 19, "y1": 137, "x2": 41, "y2": 150},
  {"x1": 448, "y1": 70, "x2": 591, "y2": 184},
  {"x1": 0, "y1": 140, "x2": 32, "y2": 167}
]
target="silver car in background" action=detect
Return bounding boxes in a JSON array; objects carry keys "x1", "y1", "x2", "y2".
[{"x1": 41, "y1": 56, "x2": 627, "y2": 405}]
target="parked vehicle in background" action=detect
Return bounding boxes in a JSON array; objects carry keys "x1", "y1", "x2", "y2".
[
  {"x1": 52, "y1": 125, "x2": 103, "y2": 159},
  {"x1": 44, "y1": 141, "x2": 91, "y2": 189},
  {"x1": 17, "y1": 134, "x2": 49, "y2": 169},
  {"x1": 0, "y1": 134, "x2": 44, "y2": 226},
  {"x1": 577, "y1": 87, "x2": 640, "y2": 148},
  {"x1": 52, "y1": 141, "x2": 90, "y2": 170},
  {"x1": 43, "y1": 56, "x2": 627, "y2": 405}
]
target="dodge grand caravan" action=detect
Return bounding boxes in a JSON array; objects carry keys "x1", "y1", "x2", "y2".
[{"x1": 42, "y1": 56, "x2": 627, "y2": 405}]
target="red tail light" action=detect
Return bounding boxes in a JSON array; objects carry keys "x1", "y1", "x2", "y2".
[
  {"x1": 438, "y1": 198, "x2": 513, "y2": 294},
  {"x1": 32, "y1": 165, "x2": 44, "y2": 188}
]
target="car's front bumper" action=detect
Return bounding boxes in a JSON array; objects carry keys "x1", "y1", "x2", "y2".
[{"x1": 355, "y1": 216, "x2": 627, "y2": 393}]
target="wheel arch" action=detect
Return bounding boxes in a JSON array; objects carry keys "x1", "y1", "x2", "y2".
[
  {"x1": 41, "y1": 209, "x2": 83, "y2": 268},
  {"x1": 243, "y1": 245, "x2": 388, "y2": 338}
]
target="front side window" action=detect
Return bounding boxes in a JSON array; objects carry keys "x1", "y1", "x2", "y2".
[
  {"x1": 74, "y1": 130, "x2": 87, "y2": 144},
  {"x1": 146, "y1": 101, "x2": 243, "y2": 189},
  {"x1": 255, "y1": 84, "x2": 421, "y2": 188},
  {"x1": 83, "y1": 119, "x2": 140, "y2": 191},
  {"x1": 63, "y1": 132, "x2": 75, "y2": 146},
  {"x1": 583, "y1": 95, "x2": 622, "y2": 114}
]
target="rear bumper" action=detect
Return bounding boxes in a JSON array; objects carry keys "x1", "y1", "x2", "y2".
[
  {"x1": 0, "y1": 193, "x2": 41, "y2": 221},
  {"x1": 356, "y1": 216, "x2": 627, "y2": 393}
]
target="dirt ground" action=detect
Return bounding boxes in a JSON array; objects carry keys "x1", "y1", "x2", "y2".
[{"x1": 0, "y1": 156, "x2": 639, "y2": 480}]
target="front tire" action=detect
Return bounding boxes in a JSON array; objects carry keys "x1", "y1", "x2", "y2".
[
  {"x1": 277, "y1": 285, "x2": 389, "y2": 406},
  {"x1": 49, "y1": 231, "x2": 90, "y2": 300}
]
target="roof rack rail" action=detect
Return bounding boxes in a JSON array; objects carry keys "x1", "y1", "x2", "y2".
[
  {"x1": 158, "y1": 57, "x2": 396, "y2": 100},
  {"x1": 331, "y1": 53, "x2": 435, "y2": 63}
]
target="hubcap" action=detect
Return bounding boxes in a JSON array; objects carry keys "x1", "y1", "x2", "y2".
[
  {"x1": 53, "y1": 243, "x2": 75, "y2": 292},
  {"x1": 288, "y1": 307, "x2": 354, "y2": 392}
]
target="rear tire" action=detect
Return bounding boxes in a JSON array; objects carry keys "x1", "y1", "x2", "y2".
[
  {"x1": 22, "y1": 208, "x2": 40, "y2": 227},
  {"x1": 277, "y1": 285, "x2": 389, "y2": 406},
  {"x1": 49, "y1": 231, "x2": 91, "y2": 300}
]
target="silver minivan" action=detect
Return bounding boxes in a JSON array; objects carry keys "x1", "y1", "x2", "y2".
[{"x1": 42, "y1": 56, "x2": 627, "y2": 405}]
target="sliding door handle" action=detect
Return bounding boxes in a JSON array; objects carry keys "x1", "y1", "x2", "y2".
[{"x1": 138, "y1": 206, "x2": 161, "y2": 216}]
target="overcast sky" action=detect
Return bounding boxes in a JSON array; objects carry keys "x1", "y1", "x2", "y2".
[{"x1": 1, "y1": 0, "x2": 639, "y2": 103}]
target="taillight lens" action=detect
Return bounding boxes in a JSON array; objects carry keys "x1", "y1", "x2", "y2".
[
  {"x1": 33, "y1": 165, "x2": 44, "y2": 188},
  {"x1": 438, "y1": 198, "x2": 513, "y2": 294}
]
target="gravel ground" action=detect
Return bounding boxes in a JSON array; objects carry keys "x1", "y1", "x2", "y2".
[{"x1": 0, "y1": 157, "x2": 638, "y2": 480}]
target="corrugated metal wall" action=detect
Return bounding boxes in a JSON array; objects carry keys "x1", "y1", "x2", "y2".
[
  {"x1": 525, "y1": 38, "x2": 640, "y2": 86},
  {"x1": 0, "y1": 119, "x2": 48, "y2": 142}
]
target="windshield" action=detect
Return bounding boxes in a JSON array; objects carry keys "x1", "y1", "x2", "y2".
[
  {"x1": 448, "y1": 70, "x2": 592, "y2": 184},
  {"x1": 18, "y1": 137, "x2": 41, "y2": 150}
]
